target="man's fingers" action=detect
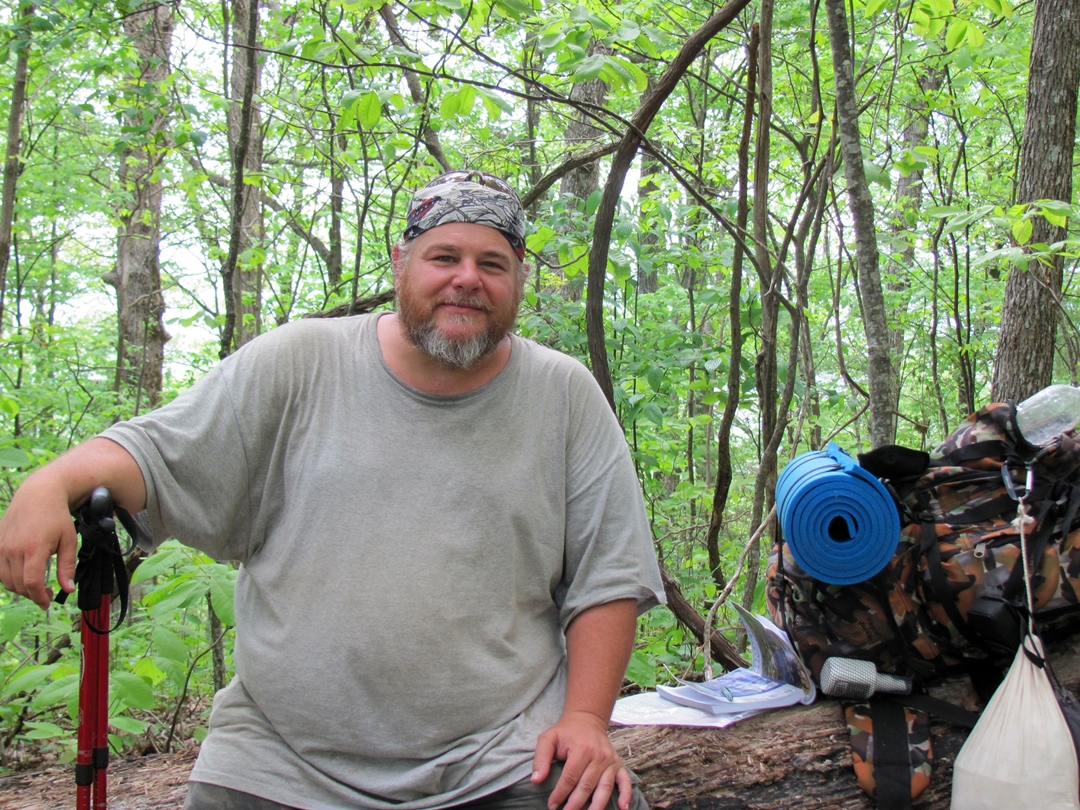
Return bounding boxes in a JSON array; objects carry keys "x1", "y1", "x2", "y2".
[
  {"x1": 57, "y1": 524, "x2": 77, "y2": 595},
  {"x1": 549, "y1": 762, "x2": 584, "y2": 810},
  {"x1": 583, "y1": 768, "x2": 618, "y2": 810},
  {"x1": 614, "y1": 766, "x2": 633, "y2": 810},
  {"x1": 20, "y1": 546, "x2": 54, "y2": 609},
  {"x1": 531, "y1": 730, "x2": 557, "y2": 785}
]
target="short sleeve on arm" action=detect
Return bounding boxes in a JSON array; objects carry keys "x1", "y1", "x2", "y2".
[
  {"x1": 100, "y1": 331, "x2": 293, "y2": 563},
  {"x1": 556, "y1": 365, "x2": 664, "y2": 628}
]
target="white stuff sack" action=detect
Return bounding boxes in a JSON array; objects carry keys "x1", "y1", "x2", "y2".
[{"x1": 952, "y1": 635, "x2": 1080, "y2": 810}]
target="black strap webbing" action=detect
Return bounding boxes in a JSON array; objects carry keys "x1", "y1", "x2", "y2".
[
  {"x1": 871, "y1": 697, "x2": 912, "y2": 810},
  {"x1": 884, "y1": 693, "x2": 979, "y2": 728}
]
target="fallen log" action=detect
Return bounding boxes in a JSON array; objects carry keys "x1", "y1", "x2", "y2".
[{"x1": 614, "y1": 635, "x2": 1080, "y2": 809}]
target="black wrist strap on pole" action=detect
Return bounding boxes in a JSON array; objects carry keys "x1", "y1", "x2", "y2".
[{"x1": 54, "y1": 496, "x2": 132, "y2": 633}]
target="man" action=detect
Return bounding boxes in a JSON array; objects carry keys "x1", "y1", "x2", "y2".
[{"x1": 0, "y1": 171, "x2": 665, "y2": 810}]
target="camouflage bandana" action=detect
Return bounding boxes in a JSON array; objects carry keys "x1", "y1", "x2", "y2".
[{"x1": 403, "y1": 171, "x2": 527, "y2": 260}]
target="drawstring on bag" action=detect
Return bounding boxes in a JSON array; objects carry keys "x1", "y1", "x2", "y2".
[{"x1": 951, "y1": 466, "x2": 1080, "y2": 810}]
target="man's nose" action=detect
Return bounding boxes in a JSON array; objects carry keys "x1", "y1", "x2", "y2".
[{"x1": 452, "y1": 258, "x2": 482, "y2": 288}]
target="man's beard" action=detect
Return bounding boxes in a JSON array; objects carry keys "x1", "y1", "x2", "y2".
[{"x1": 397, "y1": 291, "x2": 519, "y2": 370}]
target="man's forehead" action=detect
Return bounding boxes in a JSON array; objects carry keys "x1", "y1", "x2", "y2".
[{"x1": 414, "y1": 226, "x2": 516, "y2": 259}]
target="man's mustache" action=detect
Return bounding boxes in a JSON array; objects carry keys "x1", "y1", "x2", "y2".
[{"x1": 437, "y1": 295, "x2": 490, "y2": 312}]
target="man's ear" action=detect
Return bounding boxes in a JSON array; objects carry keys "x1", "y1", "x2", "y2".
[{"x1": 391, "y1": 243, "x2": 403, "y2": 286}]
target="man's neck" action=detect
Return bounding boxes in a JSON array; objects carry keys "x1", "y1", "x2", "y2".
[{"x1": 376, "y1": 313, "x2": 512, "y2": 396}]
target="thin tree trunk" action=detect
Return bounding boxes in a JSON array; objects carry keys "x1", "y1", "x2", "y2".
[
  {"x1": 220, "y1": 0, "x2": 263, "y2": 358},
  {"x1": 824, "y1": 0, "x2": 895, "y2": 448},
  {"x1": 559, "y1": 44, "x2": 609, "y2": 301},
  {"x1": 706, "y1": 24, "x2": 757, "y2": 589},
  {"x1": 207, "y1": 592, "x2": 227, "y2": 693},
  {"x1": 886, "y1": 68, "x2": 942, "y2": 411},
  {"x1": 991, "y1": 0, "x2": 1080, "y2": 402},
  {"x1": 636, "y1": 147, "x2": 661, "y2": 295},
  {"x1": 105, "y1": 2, "x2": 173, "y2": 411},
  {"x1": 745, "y1": 0, "x2": 776, "y2": 620},
  {"x1": 0, "y1": 3, "x2": 34, "y2": 337}
]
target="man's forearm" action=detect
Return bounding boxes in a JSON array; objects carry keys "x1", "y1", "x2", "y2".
[
  {"x1": 562, "y1": 598, "x2": 638, "y2": 722},
  {"x1": 0, "y1": 437, "x2": 146, "y2": 608}
]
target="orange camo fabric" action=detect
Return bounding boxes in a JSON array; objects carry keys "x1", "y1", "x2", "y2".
[{"x1": 845, "y1": 701, "x2": 933, "y2": 800}]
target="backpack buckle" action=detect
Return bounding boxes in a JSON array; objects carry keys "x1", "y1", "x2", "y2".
[{"x1": 1002, "y1": 463, "x2": 1034, "y2": 501}]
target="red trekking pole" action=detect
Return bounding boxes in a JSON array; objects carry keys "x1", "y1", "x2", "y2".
[{"x1": 56, "y1": 487, "x2": 136, "y2": 810}]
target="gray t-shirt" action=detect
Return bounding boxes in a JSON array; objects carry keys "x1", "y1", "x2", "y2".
[{"x1": 102, "y1": 313, "x2": 664, "y2": 810}]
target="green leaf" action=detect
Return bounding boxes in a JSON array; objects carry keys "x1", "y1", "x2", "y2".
[
  {"x1": 142, "y1": 578, "x2": 207, "y2": 616},
  {"x1": 339, "y1": 89, "x2": 364, "y2": 109},
  {"x1": 111, "y1": 672, "x2": 155, "y2": 710},
  {"x1": 130, "y1": 544, "x2": 186, "y2": 585},
  {"x1": 5, "y1": 664, "x2": 60, "y2": 699},
  {"x1": 32, "y1": 673, "x2": 80, "y2": 709},
  {"x1": 354, "y1": 91, "x2": 382, "y2": 129},
  {"x1": 1, "y1": 603, "x2": 32, "y2": 644},
  {"x1": 21, "y1": 722, "x2": 68, "y2": 740},
  {"x1": 133, "y1": 657, "x2": 167, "y2": 686},
  {"x1": 152, "y1": 625, "x2": 189, "y2": 663},
  {"x1": 646, "y1": 365, "x2": 665, "y2": 392},
  {"x1": 572, "y1": 54, "x2": 605, "y2": 83},
  {"x1": 495, "y1": 0, "x2": 533, "y2": 20},
  {"x1": 1012, "y1": 217, "x2": 1033, "y2": 245},
  {"x1": 0, "y1": 447, "x2": 31, "y2": 468},
  {"x1": 614, "y1": 20, "x2": 640, "y2": 41},
  {"x1": 642, "y1": 402, "x2": 664, "y2": 426},
  {"x1": 624, "y1": 651, "x2": 656, "y2": 688},
  {"x1": 440, "y1": 91, "x2": 461, "y2": 119},
  {"x1": 1038, "y1": 200, "x2": 1074, "y2": 228},
  {"x1": 209, "y1": 567, "x2": 236, "y2": 626},
  {"x1": 109, "y1": 715, "x2": 149, "y2": 735},
  {"x1": 945, "y1": 20, "x2": 969, "y2": 51},
  {"x1": 864, "y1": 0, "x2": 888, "y2": 15}
]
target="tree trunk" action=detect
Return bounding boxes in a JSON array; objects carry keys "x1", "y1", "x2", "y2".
[
  {"x1": 220, "y1": 0, "x2": 264, "y2": 357},
  {"x1": 745, "y1": 0, "x2": 776, "y2": 622},
  {"x1": 106, "y1": 2, "x2": 173, "y2": 412},
  {"x1": 0, "y1": 3, "x2": 34, "y2": 338},
  {"x1": 560, "y1": 45, "x2": 609, "y2": 301},
  {"x1": 991, "y1": 0, "x2": 1080, "y2": 403},
  {"x1": 707, "y1": 23, "x2": 785, "y2": 591},
  {"x1": 886, "y1": 68, "x2": 942, "y2": 411},
  {"x1": 824, "y1": 0, "x2": 895, "y2": 448}
]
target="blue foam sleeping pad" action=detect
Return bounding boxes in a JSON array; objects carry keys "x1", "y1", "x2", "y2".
[{"x1": 775, "y1": 442, "x2": 900, "y2": 585}]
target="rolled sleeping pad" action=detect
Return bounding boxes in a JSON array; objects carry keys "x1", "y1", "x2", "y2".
[{"x1": 775, "y1": 442, "x2": 900, "y2": 585}]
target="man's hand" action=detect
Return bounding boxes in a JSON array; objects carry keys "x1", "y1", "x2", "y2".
[
  {"x1": 532, "y1": 710, "x2": 632, "y2": 810},
  {"x1": 0, "y1": 437, "x2": 146, "y2": 609},
  {"x1": 533, "y1": 598, "x2": 639, "y2": 810},
  {"x1": 0, "y1": 471, "x2": 80, "y2": 609}
]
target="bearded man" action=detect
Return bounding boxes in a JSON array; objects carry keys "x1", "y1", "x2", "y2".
[{"x1": 0, "y1": 171, "x2": 665, "y2": 810}]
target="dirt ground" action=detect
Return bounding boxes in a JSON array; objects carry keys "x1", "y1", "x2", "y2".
[{"x1": 0, "y1": 746, "x2": 196, "y2": 809}]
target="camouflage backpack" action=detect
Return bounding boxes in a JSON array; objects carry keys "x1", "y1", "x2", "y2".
[{"x1": 766, "y1": 402, "x2": 1080, "y2": 808}]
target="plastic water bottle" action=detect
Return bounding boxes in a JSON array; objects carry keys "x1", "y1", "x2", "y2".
[{"x1": 1015, "y1": 384, "x2": 1080, "y2": 446}]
